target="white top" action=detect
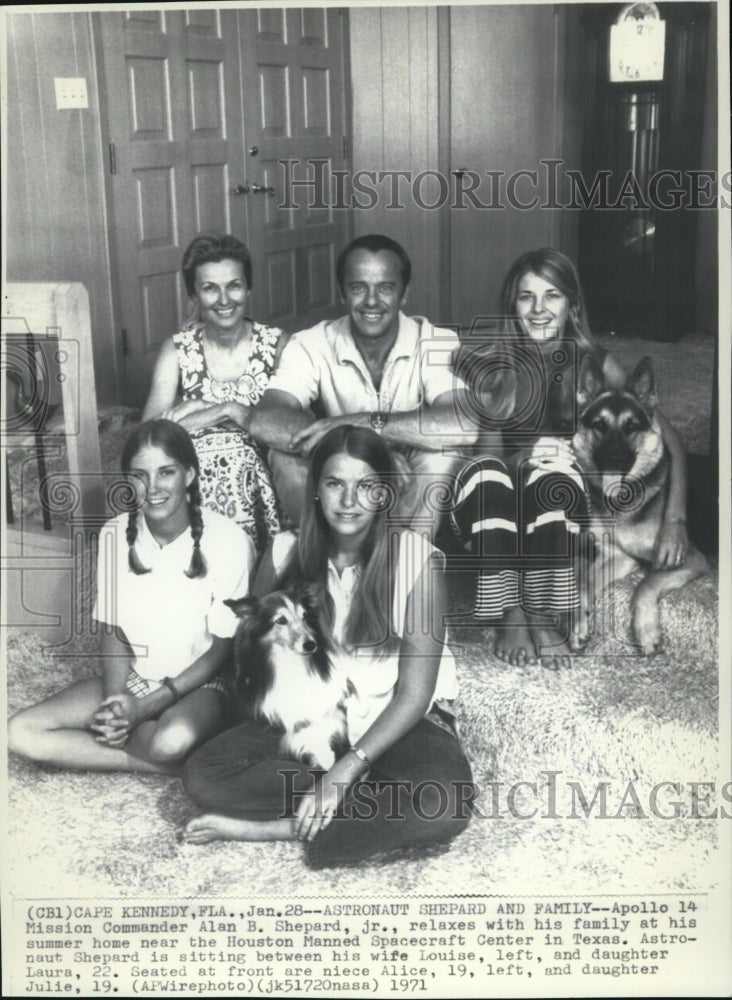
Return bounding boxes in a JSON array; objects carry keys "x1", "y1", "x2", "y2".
[
  {"x1": 266, "y1": 313, "x2": 466, "y2": 416},
  {"x1": 272, "y1": 530, "x2": 459, "y2": 743},
  {"x1": 93, "y1": 507, "x2": 255, "y2": 683}
]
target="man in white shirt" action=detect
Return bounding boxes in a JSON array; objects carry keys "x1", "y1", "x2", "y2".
[{"x1": 250, "y1": 234, "x2": 478, "y2": 538}]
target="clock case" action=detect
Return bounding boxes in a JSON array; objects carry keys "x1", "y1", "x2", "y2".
[{"x1": 577, "y1": 2, "x2": 713, "y2": 341}]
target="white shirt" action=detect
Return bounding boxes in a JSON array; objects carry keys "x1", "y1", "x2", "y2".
[
  {"x1": 93, "y1": 508, "x2": 255, "y2": 682},
  {"x1": 272, "y1": 530, "x2": 458, "y2": 743},
  {"x1": 266, "y1": 313, "x2": 466, "y2": 416}
]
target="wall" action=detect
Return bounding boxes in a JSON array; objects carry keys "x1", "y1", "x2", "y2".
[
  {"x1": 5, "y1": 11, "x2": 118, "y2": 402},
  {"x1": 348, "y1": 6, "x2": 442, "y2": 321}
]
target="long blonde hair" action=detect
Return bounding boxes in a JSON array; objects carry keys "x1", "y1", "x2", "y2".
[{"x1": 455, "y1": 248, "x2": 598, "y2": 425}]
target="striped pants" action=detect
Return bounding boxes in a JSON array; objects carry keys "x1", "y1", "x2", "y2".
[{"x1": 451, "y1": 447, "x2": 589, "y2": 619}]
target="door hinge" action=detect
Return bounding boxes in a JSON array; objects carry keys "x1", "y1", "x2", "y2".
[
  {"x1": 109, "y1": 142, "x2": 117, "y2": 175},
  {"x1": 121, "y1": 328, "x2": 129, "y2": 357}
]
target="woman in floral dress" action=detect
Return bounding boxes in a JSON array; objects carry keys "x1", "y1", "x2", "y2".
[{"x1": 143, "y1": 234, "x2": 287, "y2": 554}]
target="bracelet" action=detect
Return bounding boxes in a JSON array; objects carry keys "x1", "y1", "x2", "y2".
[
  {"x1": 161, "y1": 676, "x2": 181, "y2": 703},
  {"x1": 349, "y1": 745, "x2": 371, "y2": 767}
]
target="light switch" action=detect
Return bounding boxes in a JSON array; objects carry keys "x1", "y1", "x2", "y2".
[{"x1": 54, "y1": 78, "x2": 88, "y2": 109}]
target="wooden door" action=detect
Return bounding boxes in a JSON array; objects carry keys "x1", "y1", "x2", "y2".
[
  {"x1": 98, "y1": 8, "x2": 247, "y2": 405},
  {"x1": 236, "y1": 7, "x2": 351, "y2": 331}
]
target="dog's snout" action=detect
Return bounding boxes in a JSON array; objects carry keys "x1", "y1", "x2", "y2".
[{"x1": 595, "y1": 439, "x2": 636, "y2": 477}]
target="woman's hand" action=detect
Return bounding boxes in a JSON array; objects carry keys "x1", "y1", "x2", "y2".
[
  {"x1": 162, "y1": 398, "x2": 250, "y2": 433},
  {"x1": 161, "y1": 399, "x2": 209, "y2": 423},
  {"x1": 90, "y1": 701, "x2": 131, "y2": 747},
  {"x1": 528, "y1": 436, "x2": 576, "y2": 469},
  {"x1": 92, "y1": 716, "x2": 131, "y2": 748},
  {"x1": 654, "y1": 519, "x2": 688, "y2": 570},
  {"x1": 294, "y1": 771, "x2": 350, "y2": 841},
  {"x1": 223, "y1": 400, "x2": 251, "y2": 430},
  {"x1": 91, "y1": 694, "x2": 141, "y2": 746}
]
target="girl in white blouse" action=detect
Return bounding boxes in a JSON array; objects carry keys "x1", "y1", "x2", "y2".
[
  {"x1": 182, "y1": 425, "x2": 473, "y2": 867},
  {"x1": 8, "y1": 419, "x2": 254, "y2": 773}
]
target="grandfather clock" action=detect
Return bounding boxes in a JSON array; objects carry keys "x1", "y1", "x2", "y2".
[{"x1": 577, "y1": 2, "x2": 712, "y2": 341}]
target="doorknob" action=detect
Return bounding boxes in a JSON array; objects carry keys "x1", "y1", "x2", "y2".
[
  {"x1": 251, "y1": 183, "x2": 275, "y2": 195},
  {"x1": 233, "y1": 183, "x2": 250, "y2": 195}
]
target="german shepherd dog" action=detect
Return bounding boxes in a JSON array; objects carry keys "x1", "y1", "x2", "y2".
[
  {"x1": 572, "y1": 355, "x2": 707, "y2": 654},
  {"x1": 224, "y1": 587, "x2": 352, "y2": 769}
]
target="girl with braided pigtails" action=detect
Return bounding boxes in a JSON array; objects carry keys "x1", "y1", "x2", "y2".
[{"x1": 8, "y1": 419, "x2": 255, "y2": 774}]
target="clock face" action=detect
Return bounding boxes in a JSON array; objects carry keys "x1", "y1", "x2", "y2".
[{"x1": 610, "y1": 19, "x2": 666, "y2": 82}]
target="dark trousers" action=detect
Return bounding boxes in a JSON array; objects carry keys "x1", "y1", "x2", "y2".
[{"x1": 183, "y1": 712, "x2": 474, "y2": 869}]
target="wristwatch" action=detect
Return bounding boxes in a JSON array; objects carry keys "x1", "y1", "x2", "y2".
[{"x1": 369, "y1": 411, "x2": 388, "y2": 434}]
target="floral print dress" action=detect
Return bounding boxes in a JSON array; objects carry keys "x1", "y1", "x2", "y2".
[{"x1": 173, "y1": 319, "x2": 284, "y2": 555}]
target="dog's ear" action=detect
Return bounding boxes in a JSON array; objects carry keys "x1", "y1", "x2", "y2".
[
  {"x1": 626, "y1": 356, "x2": 658, "y2": 411},
  {"x1": 294, "y1": 582, "x2": 335, "y2": 653},
  {"x1": 577, "y1": 354, "x2": 605, "y2": 410},
  {"x1": 224, "y1": 596, "x2": 260, "y2": 619}
]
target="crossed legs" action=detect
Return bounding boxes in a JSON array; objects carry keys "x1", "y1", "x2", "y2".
[
  {"x1": 8, "y1": 678, "x2": 228, "y2": 774},
  {"x1": 182, "y1": 716, "x2": 474, "y2": 868}
]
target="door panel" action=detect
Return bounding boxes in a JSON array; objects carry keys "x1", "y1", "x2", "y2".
[{"x1": 237, "y1": 8, "x2": 350, "y2": 331}]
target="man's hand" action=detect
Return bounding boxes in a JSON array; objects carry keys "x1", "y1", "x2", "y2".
[{"x1": 288, "y1": 415, "x2": 363, "y2": 457}]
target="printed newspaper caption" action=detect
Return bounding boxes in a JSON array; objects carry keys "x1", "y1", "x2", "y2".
[{"x1": 12, "y1": 894, "x2": 710, "y2": 995}]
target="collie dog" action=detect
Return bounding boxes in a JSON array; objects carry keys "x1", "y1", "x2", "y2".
[{"x1": 225, "y1": 587, "x2": 352, "y2": 769}]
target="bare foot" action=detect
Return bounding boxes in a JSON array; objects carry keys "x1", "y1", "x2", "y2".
[
  {"x1": 182, "y1": 814, "x2": 296, "y2": 845},
  {"x1": 493, "y1": 607, "x2": 537, "y2": 666},
  {"x1": 530, "y1": 612, "x2": 572, "y2": 670},
  {"x1": 183, "y1": 814, "x2": 255, "y2": 844}
]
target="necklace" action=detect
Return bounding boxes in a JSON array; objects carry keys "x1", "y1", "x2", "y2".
[{"x1": 202, "y1": 323, "x2": 256, "y2": 401}]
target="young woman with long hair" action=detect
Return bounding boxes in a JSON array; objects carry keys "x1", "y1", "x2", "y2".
[
  {"x1": 452, "y1": 247, "x2": 689, "y2": 668},
  {"x1": 8, "y1": 419, "x2": 255, "y2": 773},
  {"x1": 181, "y1": 425, "x2": 473, "y2": 868}
]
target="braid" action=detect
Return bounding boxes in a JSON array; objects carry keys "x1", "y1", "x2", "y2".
[
  {"x1": 184, "y1": 478, "x2": 207, "y2": 578},
  {"x1": 126, "y1": 509, "x2": 151, "y2": 575}
]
